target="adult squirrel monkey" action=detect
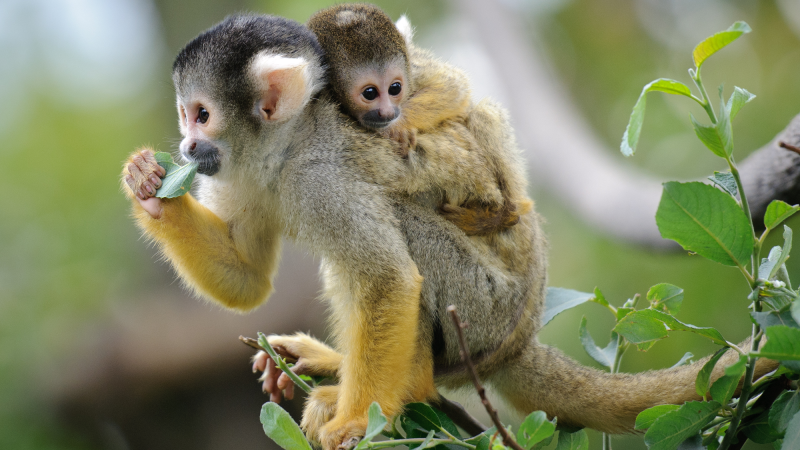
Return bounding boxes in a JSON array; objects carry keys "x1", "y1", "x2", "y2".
[{"x1": 121, "y1": 12, "x2": 777, "y2": 450}]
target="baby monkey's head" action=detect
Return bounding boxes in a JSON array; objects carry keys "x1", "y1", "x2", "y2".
[{"x1": 307, "y1": 3, "x2": 411, "y2": 130}]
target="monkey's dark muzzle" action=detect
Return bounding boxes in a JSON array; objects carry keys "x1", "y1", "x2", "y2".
[
  {"x1": 360, "y1": 108, "x2": 398, "y2": 129},
  {"x1": 183, "y1": 139, "x2": 222, "y2": 176}
]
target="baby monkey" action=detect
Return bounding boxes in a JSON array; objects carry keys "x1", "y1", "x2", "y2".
[{"x1": 307, "y1": 4, "x2": 531, "y2": 236}]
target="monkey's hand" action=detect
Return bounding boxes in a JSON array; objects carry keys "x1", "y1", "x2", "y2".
[
  {"x1": 251, "y1": 333, "x2": 342, "y2": 403},
  {"x1": 121, "y1": 148, "x2": 167, "y2": 219},
  {"x1": 382, "y1": 122, "x2": 417, "y2": 158}
]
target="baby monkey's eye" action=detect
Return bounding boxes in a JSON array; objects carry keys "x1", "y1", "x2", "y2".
[
  {"x1": 197, "y1": 107, "x2": 209, "y2": 124},
  {"x1": 388, "y1": 82, "x2": 402, "y2": 96},
  {"x1": 362, "y1": 87, "x2": 378, "y2": 101}
]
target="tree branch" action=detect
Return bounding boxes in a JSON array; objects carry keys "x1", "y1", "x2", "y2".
[
  {"x1": 453, "y1": 0, "x2": 800, "y2": 246},
  {"x1": 448, "y1": 305, "x2": 524, "y2": 450}
]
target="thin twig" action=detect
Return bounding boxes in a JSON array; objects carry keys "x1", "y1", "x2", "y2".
[
  {"x1": 779, "y1": 141, "x2": 800, "y2": 155},
  {"x1": 447, "y1": 305, "x2": 524, "y2": 450},
  {"x1": 239, "y1": 335, "x2": 312, "y2": 394}
]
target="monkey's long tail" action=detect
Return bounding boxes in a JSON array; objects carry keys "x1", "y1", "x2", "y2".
[{"x1": 489, "y1": 339, "x2": 778, "y2": 433}]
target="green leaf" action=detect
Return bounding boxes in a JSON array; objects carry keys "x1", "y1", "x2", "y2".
[
  {"x1": 676, "y1": 434, "x2": 704, "y2": 450},
  {"x1": 613, "y1": 311, "x2": 668, "y2": 344},
  {"x1": 517, "y1": 411, "x2": 557, "y2": 449},
  {"x1": 727, "y1": 86, "x2": 756, "y2": 121},
  {"x1": 154, "y1": 151, "x2": 199, "y2": 199},
  {"x1": 554, "y1": 429, "x2": 589, "y2": 450},
  {"x1": 648, "y1": 283, "x2": 685, "y2": 315},
  {"x1": 743, "y1": 409, "x2": 784, "y2": 444},
  {"x1": 782, "y1": 411, "x2": 800, "y2": 450},
  {"x1": 412, "y1": 430, "x2": 436, "y2": 450},
  {"x1": 614, "y1": 309, "x2": 728, "y2": 346},
  {"x1": 466, "y1": 426, "x2": 497, "y2": 450},
  {"x1": 656, "y1": 181, "x2": 754, "y2": 267},
  {"x1": 621, "y1": 79, "x2": 695, "y2": 157},
  {"x1": 590, "y1": 287, "x2": 610, "y2": 308},
  {"x1": 751, "y1": 311, "x2": 799, "y2": 330},
  {"x1": 760, "y1": 246, "x2": 785, "y2": 281},
  {"x1": 696, "y1": 348, "x2": 729, "y2": 398},
  {"x1": 692, "y1": 21, "x2": 752, "y2": 69},
  {"x1": 770, "y1": 391, "x2": 800, "y2": 434},
  {"x1": 260, "y1": 402, "x2": 313, "y2": 450},
  {"x1": 717, "y1": 94, "x2": 734, "y2": 158},
  {"x1": 709, "y1": 355, "x2": 747, "y2": 405},
  {"x1": 355, "y1": 403, "x2": 389, "y2": 449},
  {"x1": 644, "y1": 401, "x2": 722, "y2": 450},
  {"x1": 793, "y1": 299, "x2": 800, "y2": 330},
  {"x1": 691, "y1": 114, "x2": 727, "y2": 158},
  {"x1": 671, "y1": 352, "x2": 695, "y2": 368},
  {"x1": 635, "y1": 405, "x2": 681, "y2": 430},
  {"x1": 543, "y1": 288, "x2": 594, "y2": 326},
  {"x1": 765, "y1": 201, "x2": 800, "y2": 230},
  {"x1": 708, "y1": 171, "x2": 739, "y2": 198},
  {"x1": 403, "y1": 403, "x2": 443, "y2": 433},
  {"x1": 579, "y1": 317, "x2": 617, "y2": 369},
  {"x1": 756, "y1": 326, "x2": 800, "y2": 360},
  {"x1": 431, "y1": 405, "x2": 460, "y2": 438}
]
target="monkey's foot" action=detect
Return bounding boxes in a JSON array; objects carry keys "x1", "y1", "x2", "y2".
[
  {"x1": 318, "y1": 416, "x2": 367, "y2": 450},
  {"x1": 300, "y1": 386, "x2": 339, "y2": 445}
]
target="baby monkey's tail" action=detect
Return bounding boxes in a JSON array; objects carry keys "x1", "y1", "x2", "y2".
[{"x1": 489, "y1": 340, "x2": 778, "y2": 433}]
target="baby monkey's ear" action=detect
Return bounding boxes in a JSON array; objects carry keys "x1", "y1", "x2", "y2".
[{"x1": 250, "y1": 53, "x2": 313, "y2": 122}]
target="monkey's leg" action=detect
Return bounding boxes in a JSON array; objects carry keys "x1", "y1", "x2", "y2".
[
  {"x1": 489, "y1": 340, "x2": 779, "y2": 433},
  {"x1": 122, "y1": 149, "x2": 280, "y2": 312},
  {"x1": 318, "y1": 268, "x2": 437, "y2": 450}
]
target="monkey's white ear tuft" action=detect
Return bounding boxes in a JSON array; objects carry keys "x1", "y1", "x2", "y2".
[
  {"x1": 395, "y1": 15, "x2": 414, "y2": 46},
  {"x1": 250, "y1": 53, "x2": 313, "y2": 122}
]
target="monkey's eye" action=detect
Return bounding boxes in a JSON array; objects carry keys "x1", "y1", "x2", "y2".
[
  {"x1": 197, "y1": 107, "x2": 209, "y2": 124},
  {"x1": 388, "y1": 82, "x2": 402, "y2": 96},
  {"x1": 361, "y1": 87, "x2": 378, "y2": 101}
]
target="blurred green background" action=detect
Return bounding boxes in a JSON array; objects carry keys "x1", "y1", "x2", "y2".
[{"x1": 1, "y1": 0, "x2": 798, "y2": 448}]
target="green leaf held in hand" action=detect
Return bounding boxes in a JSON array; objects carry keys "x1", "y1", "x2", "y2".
[
  {"x1": 543, "y1": 288, "x2": 594, "y2": 326},
  {"x1": 692, "y1": 21, "x2": 752, "y2": 69},
  {"x1": 765, "y1": 200, "x2": 800, "y2": 231},
  {"x1": 154, "y1": 151, "x2": 199, "y2": 199},
  {"x1": 621, "y1": 79, "x2": 695, "y2": 157},
  {"x1": 517, "y1": 411, "x2": 557, "y2": 449},
  {"x1": 644, "y1": 401, "x2": 722, "y2": 450},
  {"x1": 579, "y1": 317, "x2": 618, "y2": 370},
  {"x1": 260, "y1": 402, "x2": 313, "y2": 450},
  {"x1": 656, "y1": 181, "x2": 754, "y2": 268},
  {"x1": 647, "y1": 283, "x2": 685, "y2": 315}
]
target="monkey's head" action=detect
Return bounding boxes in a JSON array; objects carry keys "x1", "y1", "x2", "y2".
[
  {"x1": 172, "y1": 15, "x2": 325, "y2": 178},
  {"x1": 307, "y1": 4, "x2": 411, "y2": 130}
]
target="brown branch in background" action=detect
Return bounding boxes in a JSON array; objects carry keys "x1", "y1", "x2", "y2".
[
  {"x1": 779, "y1": 141, "x2": 800, "y2": 155},
  {"x1": 447, "y1": 305, "x2": 524, "y2": 450}
]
